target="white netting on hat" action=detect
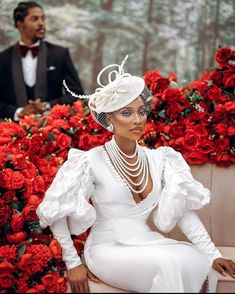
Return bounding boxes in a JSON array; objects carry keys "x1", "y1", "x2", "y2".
[{"x1": 63, "y1": 55, "x2": 153, "y2": 132}]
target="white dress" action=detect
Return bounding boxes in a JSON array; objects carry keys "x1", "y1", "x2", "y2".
[{"x1": 36, "y1": 144, "x2": 222, "y2": 293}]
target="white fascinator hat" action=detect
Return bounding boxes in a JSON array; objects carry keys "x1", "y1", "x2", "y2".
[{"x1": 63, "y1": 55, "x2": 152, "y2": 130}]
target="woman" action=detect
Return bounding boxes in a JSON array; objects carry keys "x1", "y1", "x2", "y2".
[{"x1": 36, "y1": 56, "x2": 235, "y2": 293}]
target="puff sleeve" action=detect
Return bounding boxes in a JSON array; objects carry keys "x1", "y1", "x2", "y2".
[
  {"x1": 36, "y1": 148, "x2": 96, "y2": 236},
  {"x1": 153, "y1": 146, "x2": 211, "y2": 233}
]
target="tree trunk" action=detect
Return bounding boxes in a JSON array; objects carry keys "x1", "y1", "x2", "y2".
[{"x1": 142, "y1": 0, "x2": 153, "y2": 73}]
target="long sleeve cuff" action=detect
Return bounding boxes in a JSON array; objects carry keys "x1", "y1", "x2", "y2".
[
  {"x1": 14, "y1": 107, "x2": 23, "y2": 121},
  {"x1": 50, "y1": 217, "x2": 82, "y2": 270},
  {"x1": 178, "y1": 211, "x2": 222, "y2": 260}
]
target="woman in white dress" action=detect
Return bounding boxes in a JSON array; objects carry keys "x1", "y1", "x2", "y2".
[{"x1": 36, "y1": 56, "x2": 235, "y2": 293}]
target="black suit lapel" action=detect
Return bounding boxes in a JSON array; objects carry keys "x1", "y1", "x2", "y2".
[
  {"x1": 11, "y1": 43, "x2": 27, "y2": 106},
  {"x1": 35, "y1": 41, "x2": 47, "y2": 99}
]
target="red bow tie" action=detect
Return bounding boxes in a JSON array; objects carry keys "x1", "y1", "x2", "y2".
[{"x1": 19, "y1": 45, "x2": 39, "y2": 58}]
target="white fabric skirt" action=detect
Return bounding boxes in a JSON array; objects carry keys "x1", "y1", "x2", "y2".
[{"x1": 84, "y1": 241, "x2": 218, "y2": 293}]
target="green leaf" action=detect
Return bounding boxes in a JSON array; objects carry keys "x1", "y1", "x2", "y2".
[
  {"x1": 17, "y1": 244, "x2": 26, "y2": 257},
  {"x1": 70, "y1": 108, "x2": 76, "y2": 115},
  {"x1": 9, "y1": 202, "x2": 19, "y2": 210},
  {"x1": 158, "y1": 109, "x2": 166, "y2": 118},
  {"x1": 47, "y1": 132, "x2": 55, "y2": 142},
  {"x1": 38, "y1": 118, "x2": 48, "y2": 128}
]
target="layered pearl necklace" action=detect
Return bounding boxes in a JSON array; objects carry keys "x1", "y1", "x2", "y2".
[{"x1": 105, "y1": 137, "x2": 149, "y2": 194}]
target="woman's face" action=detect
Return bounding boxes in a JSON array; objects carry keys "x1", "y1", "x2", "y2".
[{"x1": 108, "y1": 97, "x2": 147, "y2": 140}]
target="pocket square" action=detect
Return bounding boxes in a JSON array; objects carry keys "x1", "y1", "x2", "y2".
[{"x1": 47, "y1": 66, "x2": 56, "y2": 71}]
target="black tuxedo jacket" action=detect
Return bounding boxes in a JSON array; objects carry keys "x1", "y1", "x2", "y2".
[{"x1": 0, "y1": 40, "x2": 84, "y2": 119}]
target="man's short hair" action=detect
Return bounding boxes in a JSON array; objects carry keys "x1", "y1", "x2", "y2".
[{"x1": 13, "y1": 1, "x2": 42, "y2": 28}]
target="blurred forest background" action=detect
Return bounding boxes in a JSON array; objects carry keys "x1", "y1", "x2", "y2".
[{"x1": 0, "y1": 0, "x2": 234, "y2": 93}]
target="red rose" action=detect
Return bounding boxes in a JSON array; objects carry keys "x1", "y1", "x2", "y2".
[
  {"x1": 162, "y1": 88, "x2": 183, "y2": 102},
  {"x1": 41, "y1": 272, "x2": 67, "y2": 293},
  {"x1": 222, "y1": 71, "x2": 235, "y2": 88},
  {"x1": 0, "y1": 169, "x2": 25, "y2": 190},
  {"x1": 56, "y1": 133, "x2": 72, "y2": 150},
  {"x1": 183, "y1": 150, "x2": 208, "y2": 165},
  {"x1": 28, "y1": 134, "x2": 43, "y2": 155},
  {"x1": 7, "y1": 231, "x2": 27, "y2": 243},
  {"x1": 187, "y1": 80, "x2": 207, "y2": 96},
  {"x1": 0, "y1": 260, "x2": 16, "y2": 273},
  {"x1": 166, "y1": 102, "x2": 183, "y2": 119},
  {"x1": 143, "y1": 70, "x2": 162, "y2": 85},
  {"x1": 17, "y1": 254, "x2": 33, "y2": 271},
  {"x1": 0, "y1": 199, "x2": 11, "y2": 226},
  {"x1": 78, "y1": 133, "x2": 93, "y2": 151},
  {"x1": 199, "y1": 139, "x2": 216, "y2": 154},
  {"x1": 144, "y1": 70, "x2": 170, "y2": 94},
  {"x1": 56, "y1": 277, "x2": 67, "y2": 293},
  {"x1": 190, "y1": 111, "x2": 202, "y2": 122},
  {"x1": 52, "y1": 119, "x2": 70, "y2": 129},
  {"x1": 167, "y1": 72, "x2": 177, "y2": 82},
  {"x1": 35, "y1": 158, "x2": 50, "y2": 174},
  {"x1": 214, "y1": 153, "x2": 232, "y2": 167},
  {"x1": 27, "y1": 195, "x2": 42, "y2": 206},
  {"x1": 50, "y1": 104, "x2": 70, "y2": 119},
  {"x1": 215, "y1": 137, "x2": 230, "y2": 152},
  {"x1": 49, "y1": 238, "x2": 62, "y2": 259},
  {"x1": 33, "y1": 175, "x2": 45, "y2": 194},
  {"x1": 0, "y1": 246, "x2": 17, "y2": 261},
  {"x1": 26, "y1": 285, "x2": 46, "y2": 293},
  {"x1": 215, "y1": 123, "x2": 227, "y2": 136},
  {"x1": 22, "y1": 204, "x2": 38, "y2": 221},
  {"x1": 26, "y1": 244, "x2": 52, "y2": 268},
  {"x1": 0, "y1": 134, "x2": 12, "y2": 145},
  {"x1": 0, "y1": 273, "x2": 15, "y2": 288},
  {"x1": 41, "y1": 272, "x2": 59, "y2": 292},
  {"x1": 193, "y1": 125, "x2": 208, "y2": 137},
  {"x1": 11, "y1": 211, "x2": 24, "y2": 233},
  {"x1": 213, "y1": 104, "x2": 226, "y2": 121},
  {"x1": 207, "y1": 85, "x2": 222, "y2": 101},
  {"x1": 200, "y1": 70, "x2": 221, "y2": 85},
  {"x1": 215, "y1": 47, "x2": 232, "y2": 67},
  {"x1": 228, "y1": 125, "x2": 235, "y2": 136},
  {"x1": 30, "y1": 233, "x2": 50, "y2": 244},
  {"x1": 224, "y1": 101, "x2": 235, "y2": 114},
  {"x1": 184, "y1": 130, "x2": 201, "y2": 150},
  {"x1": 11, "y1": 152, "x2": 27, "y2": 170},
  {"x1": 2, "y1": 191, "x2": 15, "y2": 203}
]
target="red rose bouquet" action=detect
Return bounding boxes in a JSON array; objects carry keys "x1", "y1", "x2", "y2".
[{"x1": 142, "y1": 46, "x2": 235, "y2": 167}]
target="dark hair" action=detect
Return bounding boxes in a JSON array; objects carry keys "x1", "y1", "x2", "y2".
[{"x1": 13, "y1": 1, "x2": 42, "y2": 28}]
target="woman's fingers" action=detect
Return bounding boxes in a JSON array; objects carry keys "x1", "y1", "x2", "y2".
[
  {"x1": 225, "y1": 260, "x2": 235, "y2": 278},
  {"x1": 213, "y1": 262, "x2": 226, "y2": 276},
  {"x1": 87, "y1": 270, "x2": 101, "y2": 283},
  {"x1": 84, "y1": 280, "x2": 90, "y2": 293},
  {"x1": 79, "y1": 282, "x2": 85, "y2": 293}
]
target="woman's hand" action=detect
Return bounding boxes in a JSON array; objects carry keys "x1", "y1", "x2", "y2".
[
  {"x1": 213, "y1": 258, "x2": 235, "y2": 278},
  {"x1": 67, "y1": 264, "x2": 100, "y2": 293}
]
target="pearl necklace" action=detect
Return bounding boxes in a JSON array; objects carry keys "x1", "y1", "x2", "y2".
[{"x1": 105, "y1": 137, "x2": 149, "y2": 194}]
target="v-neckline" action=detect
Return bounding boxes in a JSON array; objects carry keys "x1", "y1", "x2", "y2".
[{"x1": 102, "y1": 146, "x2": 155, "y2": 206}]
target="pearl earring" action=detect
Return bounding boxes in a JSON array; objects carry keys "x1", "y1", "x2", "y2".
[{"x1": 107, "y1": 124, "x2": 114, "y2": 132}]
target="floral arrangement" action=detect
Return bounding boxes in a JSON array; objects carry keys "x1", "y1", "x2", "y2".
[
  {"x1": 0, "y1": 47, "x2": 234, "y2": 292},
  {"x1": 0, "y1": 102, "x2": 110, "y2": 292},
  {"x1": 142, "y1": 47, "x2": 235, "y2": 167}
]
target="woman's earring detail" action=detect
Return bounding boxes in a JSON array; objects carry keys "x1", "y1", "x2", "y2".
[{"x1": 107, "y1": 124, "x2": 114, "y2": 132}]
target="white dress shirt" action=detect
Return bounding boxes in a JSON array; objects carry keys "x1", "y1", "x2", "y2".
[{"x1": 15, "y1": 41, "x2": 41, "y2": 121}]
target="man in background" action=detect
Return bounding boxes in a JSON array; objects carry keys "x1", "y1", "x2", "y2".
[{"x1": 0, "y1": 1, "x2": 84, "y2": 121}]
